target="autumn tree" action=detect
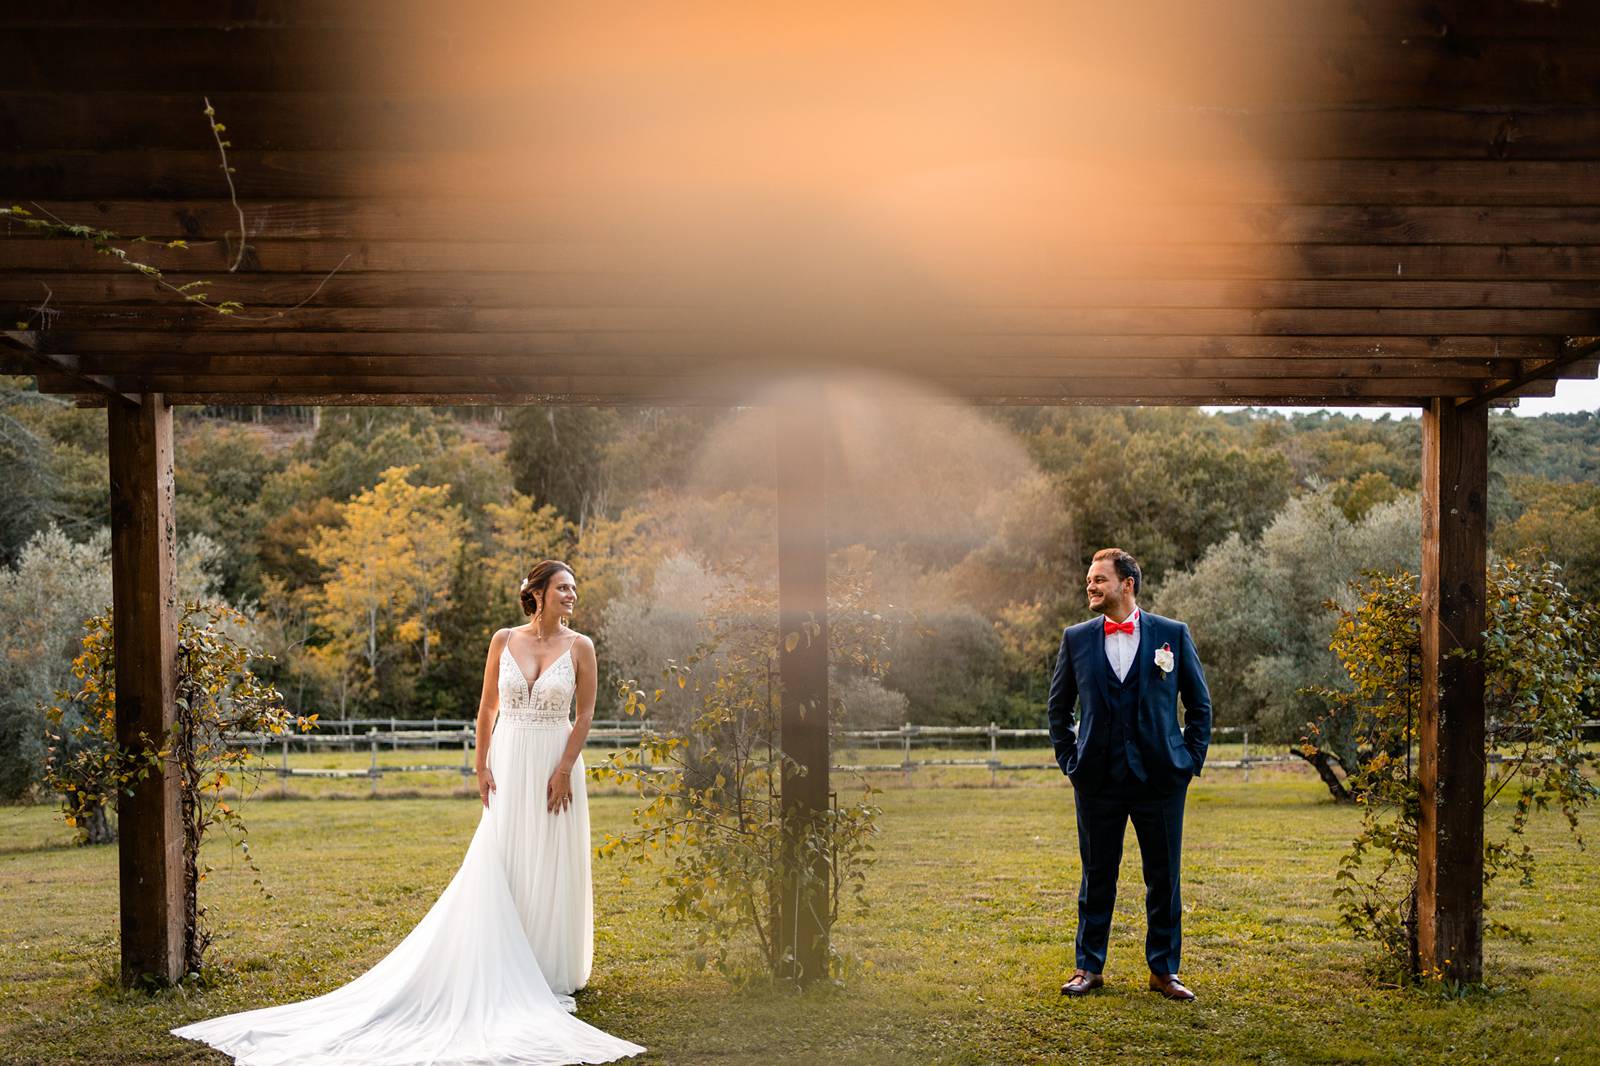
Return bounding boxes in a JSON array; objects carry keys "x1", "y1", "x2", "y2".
[
  {"x1": 486, "y1": 491, "x2": 576, "y2": 617},
  {"x1": 304, "y1": 466, "x2": 466, "y2": 712},
  {"x1": 570, "y1": 509, "x2": 663, "y2": 634},
  {"x1": 402, "y1": 489, "x2": 469, "y2": 672},
  {"x1": 1495, "y1": 477, "x2": 1600, "y2": 603}
]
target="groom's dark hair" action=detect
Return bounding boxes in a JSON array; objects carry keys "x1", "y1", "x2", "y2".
[{"x1": 1092, "y1": 547, "x2": 1141, "y2": 596}]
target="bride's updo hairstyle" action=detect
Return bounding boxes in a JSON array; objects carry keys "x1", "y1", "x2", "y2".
[{"x1": 519, "y1": 559, "x2": 575, "y2": 619}]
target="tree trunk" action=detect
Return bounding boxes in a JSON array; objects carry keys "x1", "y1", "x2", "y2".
[
  {"x1": 1292, "y1": 747, "x2": 1353, "y2": 803},
  {"x1": 366, "y1": 605, "x2": 379, "y2": 679},
  {"x1": 82, "y1": 799, "x2": 116, "y2": 844}
]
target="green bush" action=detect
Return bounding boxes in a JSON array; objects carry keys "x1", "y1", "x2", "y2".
[
  {"x1": 1309, "y1": 557, "x2": 1600, "y2": 983},
  {"x1": 44, "y1": 602, "x2": 314, "y2": 979}
]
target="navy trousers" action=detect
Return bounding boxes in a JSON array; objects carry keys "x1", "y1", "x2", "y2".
[{"x1": 1072, "y1": 779, "x2": 1188, "y2": 975}]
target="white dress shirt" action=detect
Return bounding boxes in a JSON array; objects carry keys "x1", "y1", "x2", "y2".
[{"x1": 1103, "y1": 608, "x2": 1141, "y2": 683}]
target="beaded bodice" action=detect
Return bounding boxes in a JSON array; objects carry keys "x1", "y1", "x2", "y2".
[{"x1": 497, "y1": 642, "x2": 576, "y2": 729}]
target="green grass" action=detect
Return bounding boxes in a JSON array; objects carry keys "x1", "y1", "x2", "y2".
[{"x1": 2, "y1": 771, "x2": 1597, "y2": 1065}]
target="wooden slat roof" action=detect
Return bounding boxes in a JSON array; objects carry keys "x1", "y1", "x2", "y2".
[{"x1": 4, "y1": 1, "x2": 1599, "y2": 405}]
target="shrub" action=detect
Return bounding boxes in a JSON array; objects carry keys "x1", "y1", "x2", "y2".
[
  {"x1": 1309, "y1": 558, "x2": 1600, "y2": 982},
  {"x1": 44, "y1": 602, "x2": 314, "y2": 979},
  {"x1": 597, "y1": 583, "x2": 884, "y2": 982}
]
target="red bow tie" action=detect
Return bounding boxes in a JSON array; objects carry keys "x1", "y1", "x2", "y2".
[{"x1": 1104, "y1": 618, "x2": 1135, "y2": 635}]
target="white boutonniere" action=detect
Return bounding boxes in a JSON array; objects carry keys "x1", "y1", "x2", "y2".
[{"x1": 1154, "y1": 642, "x2": 1175, "y2": 677}]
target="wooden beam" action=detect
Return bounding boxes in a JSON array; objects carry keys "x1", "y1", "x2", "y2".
[
  {"x1": 12, "y1": 95, "x2": 1600, "y2": 161},
  {"x1": 19, "y1": 199, "x2": 1600, "y2": 246},
  {"x1": 59, "y1": 353, "x2": 1536, "y2": 380},
  {"x1": 0, "y1": 343, "x2": 138, "y2": 405},
  {"x1": 14, "y1": 239, "x2": 1600, "y2": 285},
  {"x1": 6, "y1": 0, "x2": 1594, "y2": 38},
  {"x1": 1461, "y1": 337, "x2": 1600, "y2": 409},
  {"x1": 20, "y1": 323, "x2": 1585, "y2": 361},
  {"x1": 107, "y1": 392, "x2": 185, "y2": 987},
  {"x1": 1220, "y1": 106, "x2": 1600, "y2": 162},
  {"x1": 15, "y1": 278, "x2": 1600, "y2": 325},
  {"x1": 1418, "y1": 397, "x2": 1487, "y2": 986},
  {"x1": 776, "y1": 389, "x2": 829, "y2": 984},
  {"x1": 29, "y1": 371, "x2": 1560, "y2": 402},
  {"x1": 8, "y1": 154, "x2": 1600, "y2": 203},
  {"x1": 6, "y1": 26, "x2": 1600, "y2": 106},
  {"x1": 28, "y1": 333, "x2": 1573, "y2": 387},
  {"x1": 35, "y1": 310, "x2": 1600, "y2": 342},
  {"x1": 54, "y1": 389, "x2": 1464, "y2": 409},
  {"x1": 43, "y1": 373, "x2": 1541, "y2": 397}
]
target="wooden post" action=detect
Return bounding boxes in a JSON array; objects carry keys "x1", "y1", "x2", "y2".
[
  {"x1": 1418, "y1": 398, "x2": 1487, "y2": 984},
  {"x1": 989, "y1": 722, "x2": 998, "y2": 788},
  {"x1": 108, "y1": 393, "x2": 184, "y2": 986},
  {"x1": 776, "y1": 396, "x2": 829, "y2": 984}
]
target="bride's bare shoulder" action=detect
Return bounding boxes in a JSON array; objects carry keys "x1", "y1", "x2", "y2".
[{"x1": 566, "y1": 629, "x2": 596, "y2": 653}]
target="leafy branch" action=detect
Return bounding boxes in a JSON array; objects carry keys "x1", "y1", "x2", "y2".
[
  {"x1": 203, "y1": 96, "x2": 248, "y2": 273},
  {"x1": 595, "y1": 588, "x2": 884, "y2": 984},
  {"x1": 1310, "y1": 557, "x2": 1600, "y2": 985},
  {"x1": 3, "y1": 99, "x2": 347, "y2": 331},
  {"x1": 44, "y1": 603, "x2": 316, "y2": 980}
]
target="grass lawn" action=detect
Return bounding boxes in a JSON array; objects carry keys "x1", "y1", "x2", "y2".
[{"x1": 2, "y1": 769, "x2": 1597, "y2": 1065}]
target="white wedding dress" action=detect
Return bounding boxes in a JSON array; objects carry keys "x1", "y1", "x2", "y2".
[{"x1": 172, "y1": 639, "x2": 645, "y2": 1066}]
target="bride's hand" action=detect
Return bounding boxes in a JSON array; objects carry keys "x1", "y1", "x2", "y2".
[
  {"x1": 546, "y1": 765, "x2": 573, "y2": 814},
  {"x1": 477, "y1": 766, "x2": 496, "y2": 808}
]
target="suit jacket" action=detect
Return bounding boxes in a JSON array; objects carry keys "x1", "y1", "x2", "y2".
[{"x1": 1046, "y1": 611, "x2": 1212, "y2": 788}]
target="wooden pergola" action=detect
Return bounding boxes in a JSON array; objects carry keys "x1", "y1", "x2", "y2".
[{"x1": 4, "y1": 1, "x2": 1599, "y2": 987}]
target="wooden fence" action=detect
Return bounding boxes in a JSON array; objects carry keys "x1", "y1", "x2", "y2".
[{"x1": 232, "y1": 721, "x2": 1297, "y2": 795}]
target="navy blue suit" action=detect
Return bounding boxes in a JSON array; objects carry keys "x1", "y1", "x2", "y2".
[{"x1": 1047, "y1": 611, "x2": 1212, "y2": 975}]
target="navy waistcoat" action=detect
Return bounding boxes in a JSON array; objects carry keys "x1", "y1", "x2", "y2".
[{"x1": 1104, "y1": 664, "x2": 1147, "y2": 785}]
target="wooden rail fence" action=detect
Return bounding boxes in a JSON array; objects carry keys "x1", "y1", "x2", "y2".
[{"x1": 231, "y1": 722, "x2": 1308, "y2": 794}]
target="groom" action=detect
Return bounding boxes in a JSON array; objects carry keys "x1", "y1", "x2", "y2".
[{"x1": 1047, "y1": 548, "x2": 1212, "y2": 1001}]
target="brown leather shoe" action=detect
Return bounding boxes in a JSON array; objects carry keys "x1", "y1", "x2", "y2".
[
  {"x1": 1060, "y1": 969, "x2": 1104, "y2": 996},
  {"x1": 1148, "y1": 972, "x2": 1196, "y2": 1001}
]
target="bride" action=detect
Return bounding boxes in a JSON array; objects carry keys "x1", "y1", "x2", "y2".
[{"x1": 172, "y1": 560, "x2": 645, "y2": 1066}]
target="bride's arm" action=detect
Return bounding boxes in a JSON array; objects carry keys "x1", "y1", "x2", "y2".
[
  {"x1": 476, "y1": 629, "x2": 508, "y2": 807},
  {"x1": 547, "y1": 634, "x2": 598, "y2": 814}
]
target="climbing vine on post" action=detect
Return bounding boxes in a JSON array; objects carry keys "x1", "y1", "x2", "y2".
[
  {"x1": 1311, "y1": 556, "x2": 1600, "y2": 984},
  {"x1": 45, "y1": 602, "x2": 315, "y2": 977},
  {"x1": 595, "y1": 580, "x2": 888, "y2": 983}
]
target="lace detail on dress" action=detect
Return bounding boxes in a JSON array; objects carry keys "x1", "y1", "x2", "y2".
[{"x1": 498, "y1": 643, "x2": 576, "y2": 729}]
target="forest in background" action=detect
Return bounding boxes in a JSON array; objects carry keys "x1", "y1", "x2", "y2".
[{"x1": 3, "y1": 372, "x2": 1598, "y2": 799}]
